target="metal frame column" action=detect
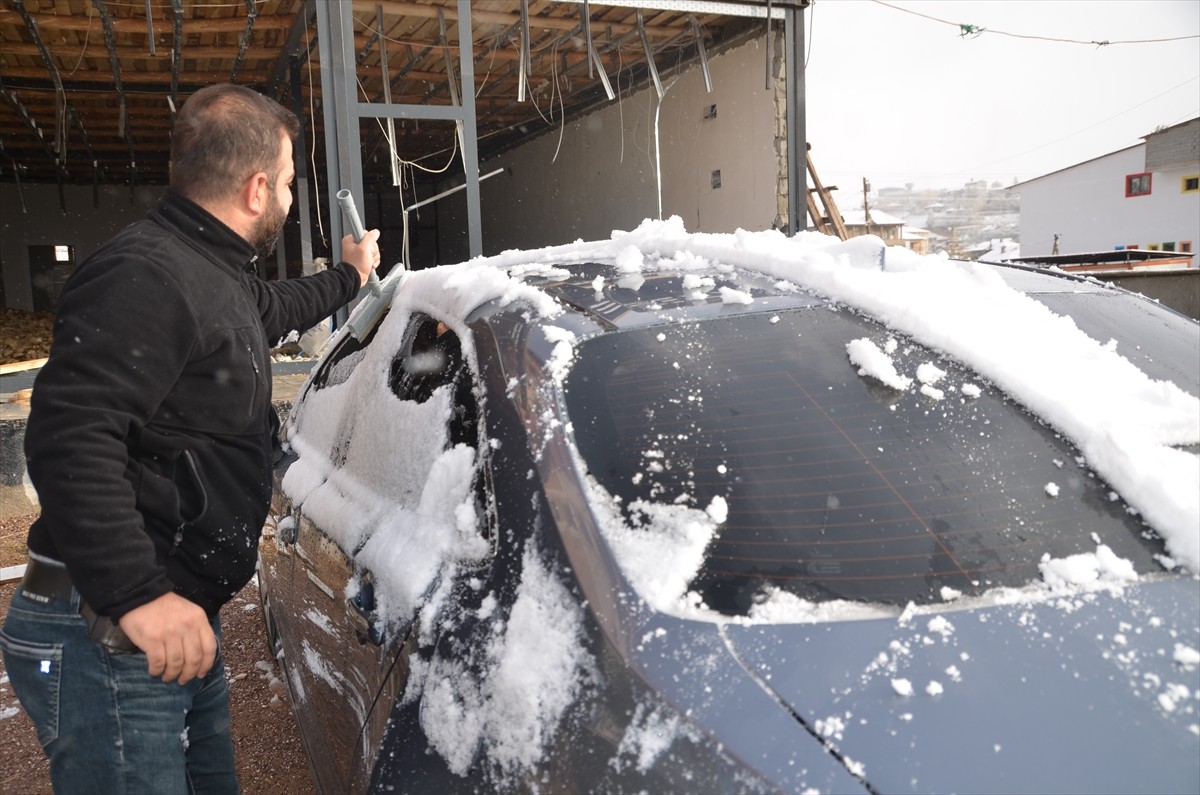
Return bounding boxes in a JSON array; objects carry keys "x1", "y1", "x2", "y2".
[
  {"x1": 785, "y1": 4, "x2": 808, "y2": 234},
  {"x1": 457, "y1": 0, "x2": 482, "y2": 257},
  {"x1": 316, "y1": 0, "x2": 482, "y2": 262}
]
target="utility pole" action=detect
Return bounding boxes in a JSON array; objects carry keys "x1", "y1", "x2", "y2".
[{"x1": 863, "y1": 178, "x2": 872, "y2": 237}]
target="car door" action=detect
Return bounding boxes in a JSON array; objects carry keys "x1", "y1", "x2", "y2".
[{"x1": 260, "y1": 311, "x2": 492, "y2": 794}]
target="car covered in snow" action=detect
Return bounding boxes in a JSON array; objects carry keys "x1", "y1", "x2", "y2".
[{"x1": 257, "y1": 219, "x2": 1200, "y2": 794}]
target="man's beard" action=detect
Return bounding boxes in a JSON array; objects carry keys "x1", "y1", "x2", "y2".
[{"x1": 250, "y1": 189, "x2": 287, "y2": 256}]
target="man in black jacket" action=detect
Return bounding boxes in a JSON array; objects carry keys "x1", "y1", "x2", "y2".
[{"x1": 1, "y1": 83, "x2": 381, "y2": 793}]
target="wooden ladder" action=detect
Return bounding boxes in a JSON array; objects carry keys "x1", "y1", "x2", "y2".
[{"x1": 805, "y1": 145, "x2": 849, "y2": 240}]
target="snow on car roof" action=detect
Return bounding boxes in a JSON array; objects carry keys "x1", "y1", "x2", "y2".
[
  {"x1": 431, "y1": 217, "x2": 1197, "y2": 576},
  {"x1": 320, "y1": 215, "x2": 1198, "y2": 600},
  {"x1": 282, "y1": 218, "x2": 1198, "y2": 789}
]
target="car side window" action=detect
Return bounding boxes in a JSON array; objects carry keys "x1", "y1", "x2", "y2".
[
  {"x1": 389, "y1": 316, "x2": 492, "y2": 543},
  {"x1": 309, "y1": 308, "x2": 390, "y2": 391},
  {"x1": 389, "y1": 317, "x2": 478, "y2": 447}
]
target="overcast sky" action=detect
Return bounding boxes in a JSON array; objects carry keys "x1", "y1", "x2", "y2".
[{"x1": 802, "y1": 0, "x2": 1200, "y2": 192}]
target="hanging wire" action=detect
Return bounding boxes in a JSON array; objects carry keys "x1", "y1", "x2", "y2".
[
  {"x1": 67, "y1": 9, "x2": 96, "y2": 76},
  {"x1": 303, "y1": 11, "x2": 326, "y2": 248},
  {"x1": 870, "y1": 0, "x2": 1200, "y2": 46},
  {"x1": 929, "y1": 75, "x2": 1200, "y2": 181},
  {"x1": 805, "y1": 0, "x2": 815, "y2": 68},
  {"x1": 354, "y1": 75, "x2": 461, "y2": 176},
  {"x1": 550, "y1": 36, "x2": 567, "y2": 163},
  {"x1": 475, "y1": 30, "x2": 504, "y2": 98}
]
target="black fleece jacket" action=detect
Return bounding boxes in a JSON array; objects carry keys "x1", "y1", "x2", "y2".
[{"x1": 24, "y1": 189, "x2": 360, "y2": 619}]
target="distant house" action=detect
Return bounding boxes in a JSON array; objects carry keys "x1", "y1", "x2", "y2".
[
  {"x1": 901, "y1": 226, "x2": 936, "y2": 255},
  {"x1": 1011, "y1": 118, "x2": 1199, "y2": 259},
  {"x1": 841, "y1": 208, "x2": 933, "y2": 254},
  {"x1": 972, "y1": 238, "x2": 1021, "y2": 263}
]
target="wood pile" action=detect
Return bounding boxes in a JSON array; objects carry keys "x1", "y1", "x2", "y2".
[{"x1": 0, "y1": 309, "x2": 54, "y2": 366}]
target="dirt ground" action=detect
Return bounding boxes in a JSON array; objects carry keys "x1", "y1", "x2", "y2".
[{"x1": 0, "y1": 513, "x2": 316, "y2": 795}]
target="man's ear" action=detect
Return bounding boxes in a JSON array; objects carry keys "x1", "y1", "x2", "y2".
[{"x1": 240, "y1": 172, "x2": 269, "y2": 216}]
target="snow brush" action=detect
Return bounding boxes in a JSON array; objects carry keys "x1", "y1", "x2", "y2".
[
  {"x1": 336, "y1": 188, "x2": 383, "y2": 297},
  {"x1": 336, "y1": 188, "x2": 408, "y2": 341}
]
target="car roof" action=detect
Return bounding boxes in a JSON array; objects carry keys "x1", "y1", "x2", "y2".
[
  {"x1": 522, "y1": 261, "x2": 825, "y2": 332},
  {"x1": 426, "y1": 236, "x2": 1197, "y2": 580},
  {"x1": 462, "y1": 256, "x2": 1178, "y2": 345}
]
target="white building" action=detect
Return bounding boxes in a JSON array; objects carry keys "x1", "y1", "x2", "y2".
[{"x1": 1013, "y1": 118, "x2": 1199, "y2": 259}]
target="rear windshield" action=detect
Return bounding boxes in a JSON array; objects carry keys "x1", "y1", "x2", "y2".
[{"x1": 564, "y1": 307, "x2": 1168, "y2": 616}]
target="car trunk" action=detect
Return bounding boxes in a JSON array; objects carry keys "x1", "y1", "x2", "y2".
[{"x1": 718, "y1": 577, "x2": 1200, "y2": 794}]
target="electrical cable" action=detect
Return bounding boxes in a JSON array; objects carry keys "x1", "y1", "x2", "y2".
[
  {"x1": 805, "y1": 1, "x2": 815, "y2": 68},
  {"x1": 870, "y1": 0, "x2": 1199, "y2": 46},
  {"x1": 303, "y1": 11, "x2": 326, "y2": 248},
  {"x1": 550, "y1": 36, "x2": 567, "y2": 163},
  {"x1": 475, "y1": 31, "x2": 504, "y2": 98},
  {"x1": 66, "y1": 9, "x2": 95, "y2": 76},
  {"x1": 935, "y1": 75, "x2": 1200, "y2": 180}
]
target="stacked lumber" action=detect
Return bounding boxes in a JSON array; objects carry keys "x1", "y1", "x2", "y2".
[{"x1": 0, "y1": 309, "x2": 54, "y2": 367}]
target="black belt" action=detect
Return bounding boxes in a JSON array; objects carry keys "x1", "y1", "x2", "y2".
[
  {"x1": 19, "y1": 556, "x2": 73, "y2": 602},
  {"x1": 20, "y1": 557, "x2": 138, "y2": 654}
]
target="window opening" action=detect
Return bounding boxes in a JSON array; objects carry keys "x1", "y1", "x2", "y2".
[
  {"x1": 389, "y1": 318, "x2": 464, "y2": 404},
  {"x1": 28, "y1": 244, "x2": 76, "y2": 313},
  {"x1": 309, "y1": 310, "x2": 389, "y2": 392},
  {"x1": 388, "y1": 316, "x2": 492, "y2": 543},
  {"x1": 1125, "y1": 173, "x2": 1152, "y2": 197}
]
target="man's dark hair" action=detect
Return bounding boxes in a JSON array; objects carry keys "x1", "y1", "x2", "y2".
[{"x1": 170, "y1": 83, "x2": 300, "y2": 203}]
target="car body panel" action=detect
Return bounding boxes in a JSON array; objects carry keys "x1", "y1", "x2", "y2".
[
  {"x1": 258, "y1": 245, "x2": 1199, "y2": 793},
  {"x1": 723, "y1": 576, "x2": 1200, "y2": 794},
  {"x1": 260, "y1": 491, "x2": 410, "y2": 793}
]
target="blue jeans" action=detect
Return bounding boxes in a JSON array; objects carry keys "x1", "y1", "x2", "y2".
[{"x1": 1, "y1": 582, "x2": 239, "y2": 795}]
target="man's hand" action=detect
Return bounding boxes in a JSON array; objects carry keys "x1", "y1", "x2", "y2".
[
  {"x1": 118, "y1": 592, "x2": 217, "y2": 685},
  {"x1": 341, "y1": 228, "x2": 382, "y2": 287}
]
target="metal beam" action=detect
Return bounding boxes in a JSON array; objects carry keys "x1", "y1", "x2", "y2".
[
  {"x1": 145, "y1": 0, "x2": 156, "y2": 55},
  {"x1": 636, "y1": 9, "x2": 664, "y2": 99},
  {"x1": 229, "y1": 0, "x2": 259, "y2": 83},
  {"x1": 554, "y1": 0, "x2": 790, "y2": 18},
  {"x1": 317, "y1": 0, "x2": 483, "y2": 262},
  {"x1": 290, "y1": 58, "x2": 314, "y2": 277},
  {"x1": 316, "y1": 0, "x2": 360, "y2": 261},
  {"x1": 378, "y1": 4, "x2": 401, "y2": 187},
  {"x1": 170, "y1": 0, "x2": 183, "y2": 117},
  {"x1": 457, "y1": 0, "x2": 482, "y2": 258},
  {"x1": 266, "y1": 0, "x2": 315, "y2": 100},
  {"x1": 10, "y1": 0, "x2": 66, "y2": 158},
  {"x1": 90, "y1": 0, "x2": 124, "y2": 134},
  {"x1": 784, "y1": 4, "x2": 807, "y2": 234}
]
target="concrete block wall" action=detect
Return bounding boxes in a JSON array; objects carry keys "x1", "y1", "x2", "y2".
[{"x1": 1145, "y1": 118, "x2": 1200, "y2": 171}]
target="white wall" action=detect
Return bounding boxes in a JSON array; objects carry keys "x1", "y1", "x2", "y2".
[
  {"x1": 1, "y1": 183, "x2": 164, "y2": 311},
  {"x1": 3, "y1": 38, "x2": 782, "y2": 302},
  {"x1": 1018, "y1": 145, "x2": 1200, "y2": 257},
  {"x1": 437, "y1": 37, "x2": 778, "y2": 262}
]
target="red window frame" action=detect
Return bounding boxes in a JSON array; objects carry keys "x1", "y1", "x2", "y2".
[{"x1": 1126, "y1": 172, "x2": 1152, "y2": 197}]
